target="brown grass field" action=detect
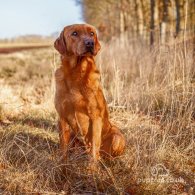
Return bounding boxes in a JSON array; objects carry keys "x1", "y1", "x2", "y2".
[{"x1": 0, "y1": 38, "x2": 194, "y2": 194}]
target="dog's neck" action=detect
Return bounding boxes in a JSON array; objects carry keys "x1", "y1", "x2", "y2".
[
  {"x1": 61, "y1": 55, "x2": 94, "y2": 69},
  {"x1": 61, "y1": 55, "x2": 78, "y2": 69}
]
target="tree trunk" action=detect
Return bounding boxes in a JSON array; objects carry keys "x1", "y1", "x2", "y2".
[
  {"x1": 161, "y1": 0, "x2": 168, "y2": 43},
  {"x1": 175, "y1": 0, "x2": 180, "y2": 37},
  {"x1": 138, "y1": 0, "x2": 144, "y2": 37},
  {"x1": 150, "y1": 0, "x2": 155, "y2": 46},
  {"x1": 134, "y1": 0, "x2": 139, "y2": 36}
]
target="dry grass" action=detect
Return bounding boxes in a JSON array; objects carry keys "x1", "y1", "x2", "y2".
[{"x1": 0, "y1": 37, "x2": 194, "y2": 194}]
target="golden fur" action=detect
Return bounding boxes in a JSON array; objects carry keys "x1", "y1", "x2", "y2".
[{"x1": 54, "y1": 24, "x2": 125, "y2": 166}]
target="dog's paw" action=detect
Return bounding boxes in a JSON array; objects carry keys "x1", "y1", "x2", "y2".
[{"x1": 87, "y1": 158, "x2": 100, "y2": 173}]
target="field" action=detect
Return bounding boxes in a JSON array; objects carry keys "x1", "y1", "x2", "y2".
[{"x1": 0, "y1": 38, "x2": 194, "y2": 194}]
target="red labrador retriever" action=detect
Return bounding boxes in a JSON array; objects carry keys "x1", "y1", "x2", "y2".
[{"x1": 54, "y1": 24, "x2": 125, "y2": 167}]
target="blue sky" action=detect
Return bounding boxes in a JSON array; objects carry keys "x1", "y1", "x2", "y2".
[{"x1": 0, "y1": 0, "x2": 83, "y2": 38}]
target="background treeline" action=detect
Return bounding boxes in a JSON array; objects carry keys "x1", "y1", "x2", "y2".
[{"x1": 78, "y1": 0, "x2": 195, "y2": 46}]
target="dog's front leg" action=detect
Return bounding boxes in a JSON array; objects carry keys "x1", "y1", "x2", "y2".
[
  {"x1": 91, "y1": 117, "x2": 102, "y2": 164},
  {"x1": 58, "y1": 118, "x2": 71, "y2": 160}
]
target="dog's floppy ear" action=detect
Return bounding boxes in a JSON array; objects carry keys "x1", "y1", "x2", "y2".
[
  {"x1": 54, "y1": 30, "x2": 67, "y2": 55},
  {"x1": 94, "y1": 36, "x2": 101, "y2": 55}
]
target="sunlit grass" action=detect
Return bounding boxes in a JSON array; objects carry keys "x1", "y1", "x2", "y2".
[{"x1": 0, "y1": 37, "x2": 194, "y2": 194}]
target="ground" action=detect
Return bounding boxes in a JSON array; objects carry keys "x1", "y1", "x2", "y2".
[{"x1": 0, "y1": 40, "x2": 194, "y2": 194}]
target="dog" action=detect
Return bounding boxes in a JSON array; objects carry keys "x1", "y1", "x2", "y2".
[{"x1": 54, "y1": 24, "x2": 125, "y2": 167}]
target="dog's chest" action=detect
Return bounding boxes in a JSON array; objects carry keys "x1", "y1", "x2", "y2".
[
  {"x1": 69, "y1": 58, "x2": 100, "y2": 89},
  {"x1": 62, "y1": 58, "x2": 101, "y2": 110}
]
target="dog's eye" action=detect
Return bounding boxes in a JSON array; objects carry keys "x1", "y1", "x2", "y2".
[
  {"x1": 90, "y1": 32, "x2": 94, "y2": 36},
  {"x1": 72, "y1": 31, "x2": 78, "y2": 36}
]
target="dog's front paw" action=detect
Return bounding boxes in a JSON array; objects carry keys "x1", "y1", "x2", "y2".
[{"x1": 87, "y1": 158, "x2": 99, "y2": 172}]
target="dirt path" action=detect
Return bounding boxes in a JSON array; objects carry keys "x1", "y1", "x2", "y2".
[{"x1": 0, "y1": 45, "x2": 51, "y2": 54}]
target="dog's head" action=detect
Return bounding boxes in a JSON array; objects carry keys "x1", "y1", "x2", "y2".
[{"x1": 54, "y1": 24, "x2": 101, "y2": 56}]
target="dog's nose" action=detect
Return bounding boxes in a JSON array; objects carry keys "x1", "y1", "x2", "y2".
[{"x1": 85, "y1": 40, "x2": 94, "y2": 49}]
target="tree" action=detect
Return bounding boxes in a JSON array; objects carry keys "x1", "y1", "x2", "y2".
[
  {"x1": 150, "y1": 0, "x2": 155, "y2": 46},
  {"x1": 77, "y1": 0, "x2": 195, "y2": 45}
]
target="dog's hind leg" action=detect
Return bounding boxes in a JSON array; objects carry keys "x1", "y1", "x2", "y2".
[{"x1": 101, "y1": 125, "x2": 125, "y2": 159}]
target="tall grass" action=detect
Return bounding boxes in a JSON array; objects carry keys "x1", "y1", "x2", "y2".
[
  {"x1": 99, "y1": 36, "x2": 194, "y2": 113},
  {"x1": 0, "y1": 36, "x2": 194, "y2": 194}
]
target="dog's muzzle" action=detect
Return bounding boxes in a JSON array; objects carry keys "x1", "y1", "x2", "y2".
[{"x1": 84, "y1": 39, "x2": 94, "y2": 54}]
